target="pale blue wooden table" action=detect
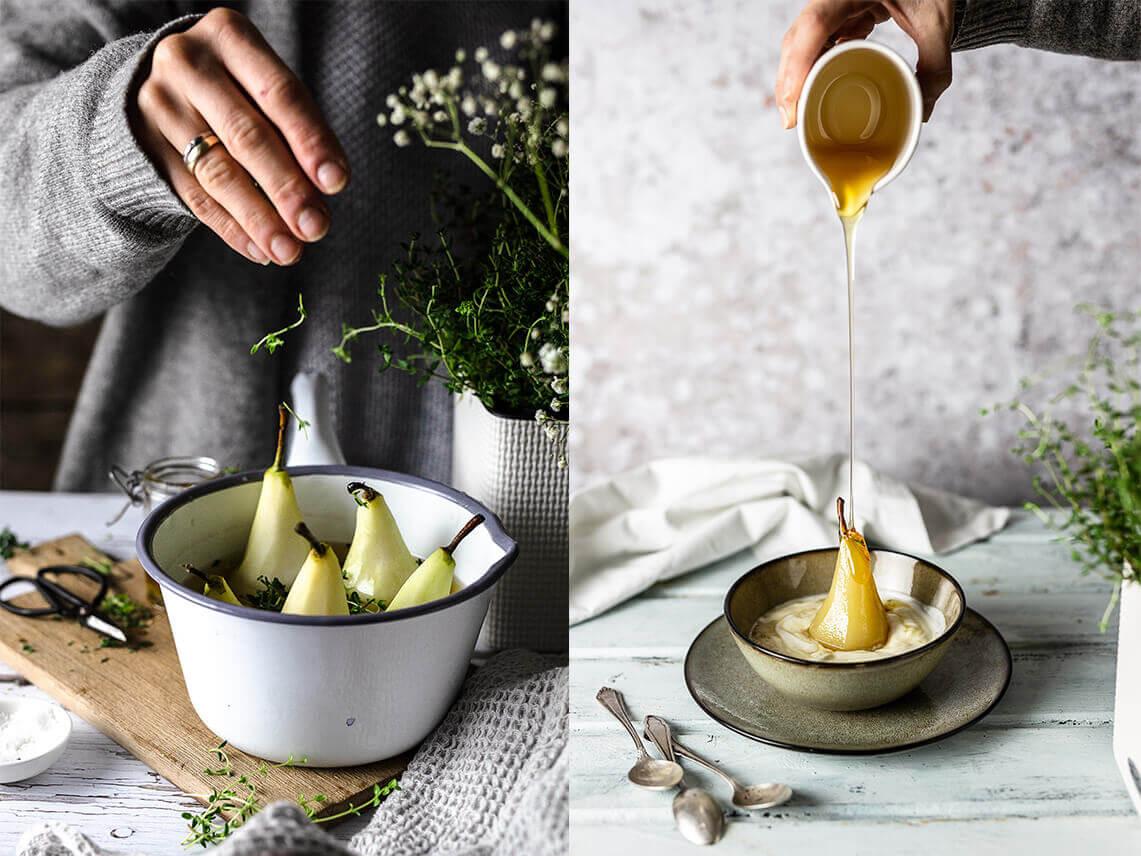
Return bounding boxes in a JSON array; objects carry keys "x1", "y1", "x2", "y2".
[{"x1": 569, "y1": 511, "x2": 1141, "y2": 853}]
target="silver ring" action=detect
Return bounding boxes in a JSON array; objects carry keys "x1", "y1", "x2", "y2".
[{"x1": 182, "y1": 133, "x2": 221, "y2": 175}]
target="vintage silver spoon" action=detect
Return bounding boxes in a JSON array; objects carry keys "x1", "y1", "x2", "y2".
[
  {"x1": 667, "y1": 735, "x2": 792, "y2": 811},
  {"x1": 595, "y1": 687, "x2": 683, "y2": 791},
  {"x1": 644, "y1": 715, "x2": 726, "y2": 845}
]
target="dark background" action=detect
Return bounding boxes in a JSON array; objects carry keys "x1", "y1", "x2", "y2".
[{"x1": 0, "y1": 311, "x2": 98, "y2": 489}]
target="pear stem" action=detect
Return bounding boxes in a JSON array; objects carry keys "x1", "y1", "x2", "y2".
[
  {"x1": 294, "y1": 522, "x2": 327, "y2": 556},
  {"x1": 272, "y1": 404, "x2": 288, "y2": 470},
  {"x1": 182, "y1": 564, "x2": 210, "y2": 584},
  {"x1": 347, "y1": 481, "x2": 378, "y2": 504},
  {"x1": 445, "y1": 514, "x2": 485, "y2": 554},
  {"x1": 837, "y1": 497, "x2": 851, "y2": 539}
]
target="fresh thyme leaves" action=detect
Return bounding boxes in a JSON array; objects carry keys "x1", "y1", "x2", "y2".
[
  {"x1": 100, "y1": 592, "x2": 152, "y2": 630},
  {"x1": 19, "y1": 639, "x2": 34, "y2": 654},
  {"x1": 245, "y1": 576, "x2": 287, "y2": 612},
  {"x1": 281, "y1": 401, "x2": 311, "y2": 440},
  {"x1": 185, "y1": 741, "x2": 390, "y2": 846},
  {"x1": 985, "y1": 305, "x2": 1141, "y2": 629},
  {"x1": 346, "y1": 590, "x2": 384, "y2": 615},
  {"x1": 306, "y1": 780, "x2": 400, "y2": 824},
  {"x1": 250, "y1": 293, "x2": 306, "y2": 355},
  {"x1": 80, "y1": 556, "x2": 114, "y2": 576},
  {"x1": 0, "y1": 526, "x2": 28, "y2": 559}
]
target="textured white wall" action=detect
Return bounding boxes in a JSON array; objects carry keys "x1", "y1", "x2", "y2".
[{"x1": 569, "y1": 0, "x2": 1140, "y2": 503}]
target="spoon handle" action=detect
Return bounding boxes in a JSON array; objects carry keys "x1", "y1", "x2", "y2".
[
  {"x1": 670, "y1": 738, "x2": 741, "y2": 791},
  {"x1": 643, "y1": 715, "x2": 679, "y2": 764},
  {"x1": 595, "y1": 687, "x2": 650, "y2": 758}
]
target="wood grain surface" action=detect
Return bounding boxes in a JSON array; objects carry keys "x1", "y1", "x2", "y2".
[{"x1": 0, "y1": 534, "x2": 409, "y2": 824}]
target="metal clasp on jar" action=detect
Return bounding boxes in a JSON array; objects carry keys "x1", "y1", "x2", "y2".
[{"x1": 107, "y1": 456, "x2": 223, "y2": 525}]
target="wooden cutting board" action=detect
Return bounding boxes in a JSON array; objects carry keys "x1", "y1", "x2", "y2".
[{"x1": 0, "y1": 535, "x2": 410, "y2": 824}]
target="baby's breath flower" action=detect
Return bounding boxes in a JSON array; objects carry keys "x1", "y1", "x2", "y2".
[
  {"x1": 385, "y1": 93, "x2": 399, "y2": 108},
  {"x1": 393, "y1": 130, "x2": 412, "y2": 147},
  {"x1": 520, "y1": 351, "x2": 536, "y2": 369},
  {"x1": 491, "y1": 143, "x2": 505, "y2": 159},
  {"x1": 562, "y1": 307, "x2": 569, "y2": 323},
  {"x1": 539, "y1": 21, "x2": 556, "y2": 42},
  {"x1": 461, "y1": 94, "x2": 477, "y2": 116},
  {"x1": 376, "y1": 113, "x2": 387, "y2": 127},
  {"x1": 556, "y1": 118, "x2": 569, "y2": 137},
  {"x1": 508, "y1": 80, "x2": 524, "y2": 100},
  {"x1": 447, "y1": 67, "x2": 463, "y2": 89},
  {"x1": 551, "y1": 139, "x2": 567, "y2": 158},
  {"x1": 500, "y1": 30, "x2": 517, "y2": 49},
  {"x1": 516, "y1": 96, "x2": 533, "y2": 119},
  {"x1": 530, "y1": 328, "x2": 541, "y2": 341},
  {"x1": 468, "y1": 117, "x2": 487, "y2": 135},
  {"x1": 455, "y1": 48, "x2": 466, "y2": 63},
  {"x1": 482, "y1": 60, "x2": 500, "y2": 81},
  {"x1": 543, "y1": 422, "x2": 559, "y2": 440},
  {"x1": 539, "y1": 88, "x2": 557, "y2": 109},
  {"x1": 432, "y1": 110, "x2": 448, "y2": 123},
  {"x1": 550, "y1": 397, "x2": 563, "y2": 413},
  {"x1": 474, "y1": 46, "x2": 489, "y2": 63},
  {"x1": 423, "y1": 69, "x2": 439, "y2": 89},
  {"x1": 545, "y1": 299, "x2": 556, "y2": 312},
  {"x1": 539, "y1": 342, "x2": 567, "y2": 374},
  {"x1": 390, "y1": 106, "x2": 407, "y2": 125},
  {"x1": 551, "y1": 377, "x2": 568, "y2": 395}
]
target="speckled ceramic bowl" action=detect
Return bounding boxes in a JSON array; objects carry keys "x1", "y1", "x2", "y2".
[{"x1": 724, "y1": 549, "x2": 965, "y2": 711}]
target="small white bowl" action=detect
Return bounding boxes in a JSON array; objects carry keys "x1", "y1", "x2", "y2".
[{"x1": 0, "y1": 697, "x2": 71, "y2": 783}]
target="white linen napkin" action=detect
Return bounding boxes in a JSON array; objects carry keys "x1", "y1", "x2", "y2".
[{"x1": 570, "y1": 454, "x2": 1011, "y2": 625}]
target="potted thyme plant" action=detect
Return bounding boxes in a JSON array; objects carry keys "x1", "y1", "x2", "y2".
[
  {"x1": 337, "y1": 20, "x2": 568, "y2": 652},
  {"x1": 989, "y1": 306, "x2": 1140, "y2": 813}
]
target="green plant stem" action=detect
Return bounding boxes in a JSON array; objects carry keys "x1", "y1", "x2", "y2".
[{"x1": 421, "y1": 137, "x2": 567, "y2": 258}]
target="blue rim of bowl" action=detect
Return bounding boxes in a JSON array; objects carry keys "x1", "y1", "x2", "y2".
[
  {"x1": 136, "y1": 465, "x2": 519, "y2": 627},
  {"x1": 723, "y1": 547, "x2": 967, "y2": 669}
]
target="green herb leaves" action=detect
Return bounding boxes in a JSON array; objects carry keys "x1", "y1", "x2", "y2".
[
  {"x1": 246, "y1": 576, "x2": 288, "y2": 612},
  {"x1": 0, "y1": 526, "x2": 28, "y2": 559}
]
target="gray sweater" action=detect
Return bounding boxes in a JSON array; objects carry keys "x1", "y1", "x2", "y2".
[
  {"x1": 0, "y1": 0, "x2": 558, "y2": 491},
  {"x1": 0, "y1": 1, "x2": 1135, "y2": 491}
]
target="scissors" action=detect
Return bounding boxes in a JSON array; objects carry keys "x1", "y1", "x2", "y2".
[{"x1": 0, "y1": 564, "x2": 127, "y2": 643}]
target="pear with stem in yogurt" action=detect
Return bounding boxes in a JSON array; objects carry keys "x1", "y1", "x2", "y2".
[
  {"x1": 281, "y1": 523, "x2": 350, "y2": 616},
  {"x1": 342, "y1": 481, "x2": 418, "y2": 604},
  {"x1": 808, "y1": 497, "x2": 889, "y2": 651},
  {"x1": 228, "y1": 405, "x2": 309, "y2": 596},
  {"x1": 387, "y1": 515, "x2": 484, "y2": 612}
]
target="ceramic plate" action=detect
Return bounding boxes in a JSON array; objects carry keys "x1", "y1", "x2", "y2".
[{"x1": 685, "y1": 609, "x2": 1012, "y2": 754}]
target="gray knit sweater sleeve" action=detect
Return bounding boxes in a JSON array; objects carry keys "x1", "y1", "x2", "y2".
[
  {"x1": 953, "y1": 0, "x2": 1141, "y2": 59},
  {"x1": 0, "y1": 3, "x2": 201, "y2": 327}
]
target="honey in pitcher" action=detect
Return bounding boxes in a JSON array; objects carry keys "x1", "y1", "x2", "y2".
[{"x1": 802, "y1": 46, "x2": 915, "y2": 220}]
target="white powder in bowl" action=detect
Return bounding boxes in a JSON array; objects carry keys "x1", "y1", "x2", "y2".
[{"x1": 0, "y1": 704, "x2": 62, "y2": 763}]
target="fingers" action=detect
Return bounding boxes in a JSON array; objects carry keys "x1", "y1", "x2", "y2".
[
  {"x1": 776, "y1": 0, "x2": 877, "y2": 129},
  {"x1": 137, "y1": 75, "x2": 302, "y2": 265},
  {"x1": 200, "y1": 8, "x2": 350, "y2": 194},
  {"x1": 134, "y1": 115, "x2": 267, "y2": 265},
  {"x1": 883, "y1": 3, "x2": 954, "y2": 120}
]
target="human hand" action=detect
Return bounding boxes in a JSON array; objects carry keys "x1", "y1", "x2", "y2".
[
  {"x1": 775, "y1": 0, "x2": 954, "y2": 129},
  {"x1": 132, "y1": 8, "x2": 349, "y2": 265}
]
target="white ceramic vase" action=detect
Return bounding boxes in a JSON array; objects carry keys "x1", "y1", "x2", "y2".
[
  {"x1": 1114, "y1": 564, "x2": 1141, "y2": 814},
  {"x1": 452, "y1": 393, "x2": 568, "y2": 653}
]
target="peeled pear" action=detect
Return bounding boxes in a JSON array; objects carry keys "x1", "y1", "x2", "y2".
[
  {"x1": 387, "y1": 515, "x2": 484, "y2": 612},
  {"x1": 228, "y1": 405, "x2": 309, "y2": 596},
  {"x1": 281, "y1": 523, "x2": 350, "y2": 616},
  {"x1": 183, "y1": 563, "x2": 242, "y2": 606},
  {"x1": 808, "y1": 498, "x2": 889, "y2": 651},
  {"x1": 342, "y1": 482, "x2": 418, "y2": 603}
]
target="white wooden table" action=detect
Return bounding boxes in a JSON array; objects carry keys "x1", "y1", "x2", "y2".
[
  {"x1": 0, "y1": 492, "x2": 372, "y2": 853},
  {"x1": 570, "y1": 511, "x2": 1141, "y2": 853}
]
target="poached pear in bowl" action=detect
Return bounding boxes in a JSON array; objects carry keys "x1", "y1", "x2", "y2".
[
  {"x1": 138, "y1": 466, "x2": 517, "y2": 766},
  {"x1": 724, "y1": 549, "x2": 965, "y2": 711}
]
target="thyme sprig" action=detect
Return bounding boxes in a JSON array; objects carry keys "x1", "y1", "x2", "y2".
[
  {"x1": 250, "y1": 294, "x2": 306, "y2": 355},
  {"x1": 985, "y1": 305, "x2": 1141, "y2": 629},
  {"x1": 245, "y1": 576, "x2": 288, "y2": 612}
]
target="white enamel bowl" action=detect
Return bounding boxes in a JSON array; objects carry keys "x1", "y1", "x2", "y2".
[{"x1": 137, "y1": 466, "x2": 517, "y2": 767}]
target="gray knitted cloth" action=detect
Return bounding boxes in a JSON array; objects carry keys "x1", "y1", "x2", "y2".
[
  {"x1": 0, "y1": 1, "x2": 560, "y2": 491},
  {"x1": 16, "y1": 651, "x2": 568, "y2": 856}
]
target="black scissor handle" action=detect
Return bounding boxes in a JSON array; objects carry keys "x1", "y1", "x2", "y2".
[{"x1": 0, "y1": 564, "x2": 109, "y2": 618}]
